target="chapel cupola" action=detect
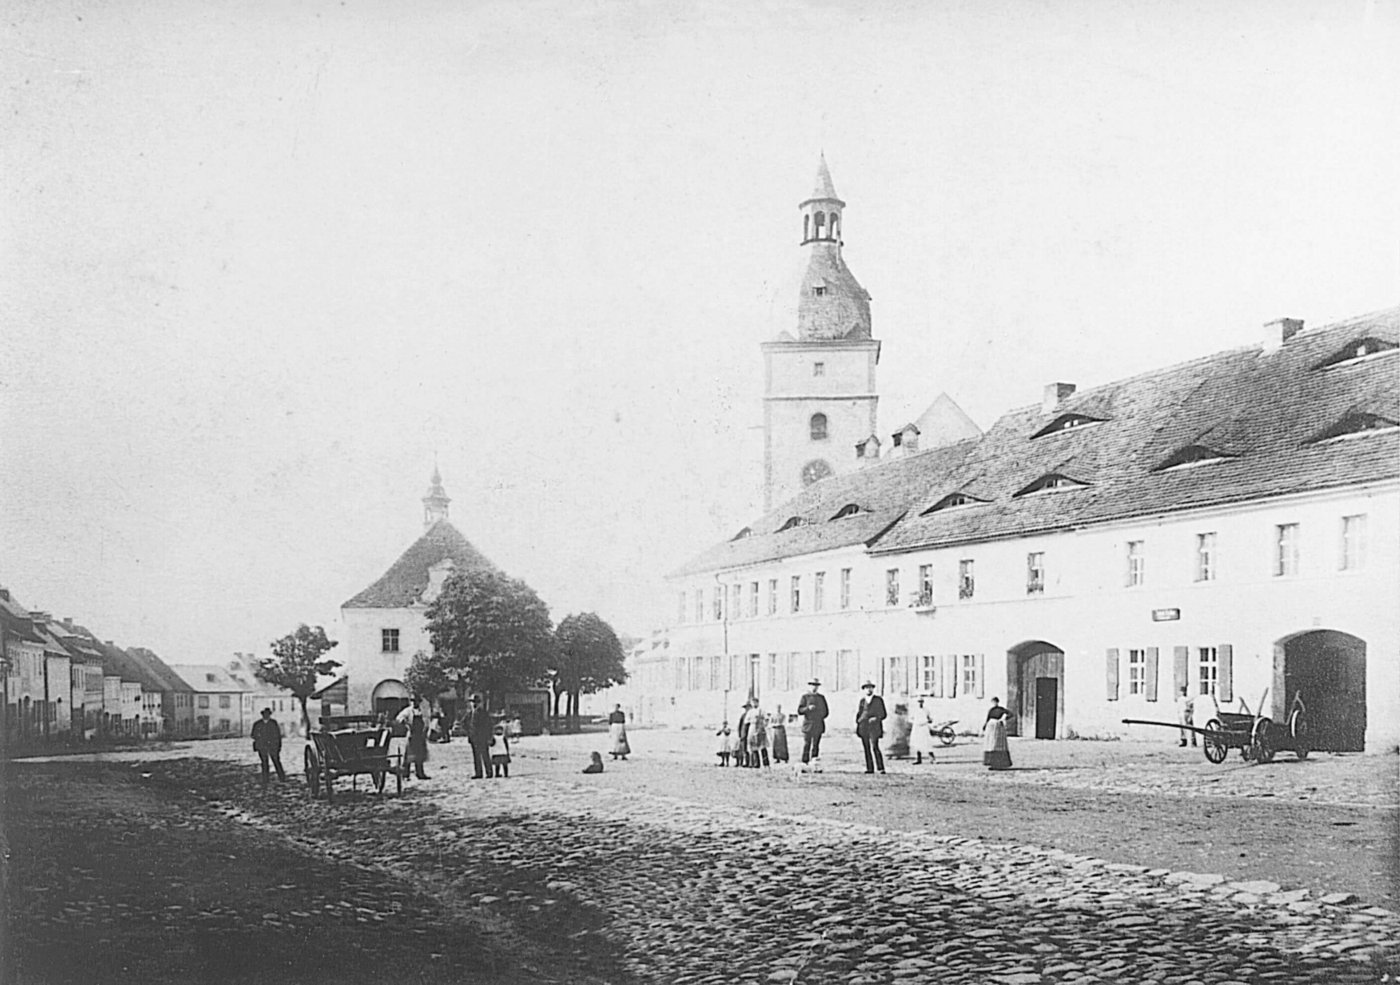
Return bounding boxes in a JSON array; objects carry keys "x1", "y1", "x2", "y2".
[
  {"x1": 422, "y1": 467, "x2": 451, "y2": 529},
  {"x1": 796, "y1": 155, "x2": 872, "y2": 341}
]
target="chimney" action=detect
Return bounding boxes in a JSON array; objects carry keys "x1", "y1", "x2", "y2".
[
  {"x1": 1042, "y1": 382, "x2": 1076, "y2": 414},
  {"x1": 62, "y1": 618, "x2": 75, "y2": 629},
  {"x1": 1262, "y1": 317, "x2": 1304, "y2": 352}
]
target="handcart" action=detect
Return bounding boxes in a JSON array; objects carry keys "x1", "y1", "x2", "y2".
[
  {"x1": 1123, "y1": 690, "x2": 1310, "y2": 766},
  {"x1": 305, "y1": 714, "x2": 404, "y2": 803},
  {"x1": 932, "y1": 720, "x2": 958, "y2": 747}
]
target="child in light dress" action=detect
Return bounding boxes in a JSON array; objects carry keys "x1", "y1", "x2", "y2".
[{"x1": 716, "y1": 721, "x2": 736, "y2": 766}]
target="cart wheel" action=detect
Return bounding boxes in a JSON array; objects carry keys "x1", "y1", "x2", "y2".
[
  {"x1": 1290, "y1": 709, "x2": 1310, "y2": 760},
  {"x1": 372, "y1": 769, "x2": 387, "y2": 794},
  {"x1": 305, "y1": 747, "x2": 322, "y2": 799},
  {"x1": 394, "y1": 753, "x2": 403, "y2": 795},
  {"x1": 1202, "y1": 720, "x2": 1227, "y2": 764},
  {"x1": 1251, "y1": 719, "x2": 1275, "y2": 765},
  {"x1": 323, "y1": 760, "x2": 335, "y2": 804},
  {"x1": 938, "y1": 726, "x2": 956, "y2": 747}
]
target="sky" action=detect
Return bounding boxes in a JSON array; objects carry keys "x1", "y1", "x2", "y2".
[{"x1": 2, "y1": 0, "x2": 1397, "y2": 662}]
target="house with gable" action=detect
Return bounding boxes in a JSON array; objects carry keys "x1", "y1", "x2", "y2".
[
  {"x1": 167, "y1": 664, "x2": 249, "y2": 738},
  {"x1": 338, "y1": 468, "x2": 499, "y2": 722}
]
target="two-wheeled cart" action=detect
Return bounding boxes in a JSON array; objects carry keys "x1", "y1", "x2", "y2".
[
  {"x1": 304, "y1": 714, "x2": 404, "y2": 803},
  {"x1": 931, "y1": 720, "x2": 958, "y2": 746},
  {"x1": 1123, "y1": 690, "x2": 1310, "y2": 766}
]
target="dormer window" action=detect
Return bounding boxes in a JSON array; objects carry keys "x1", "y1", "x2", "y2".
[
  {"x1": 1014, "y1": 473, "x2": 1088, "y2": 497},
  {"x1": 730, "y1": 526, "x2": 752, "y2": 541},
  {"x1": 813, "y1": 285, "x2": 826, "y2": 297},
  {"x1": 1309, "y1": 412, "x2": 1400, "y2": 444},
  {"x1": 831, "y1": 503, "x2": 864, "y2": 520},
  {"x1": 1154, "y1": 444, "x2": 1237, "y2": 472},
  {"x1": 1312, "y1": 337, "x2": 1398, "y2": 370},
  {"x1": 1031, "y1": 414, "x2": 1106, "y2": 439},
  {"x1": 777, "y1": 516, "x2": 807, "y2": 532},
  {"x1": 922, "y1": 492, "x2": 988, "y2": 514}
]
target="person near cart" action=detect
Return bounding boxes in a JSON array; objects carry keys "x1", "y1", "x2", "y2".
[
  {"x1": 251, "y1": 707, "x2": 286, "y2": 788},
  {"x1": 910, "y1": 695, "x2": 937, "y2": 765}
]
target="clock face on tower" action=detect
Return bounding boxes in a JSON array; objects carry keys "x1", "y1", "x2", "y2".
[{"x1": 801, "y1": 459, "x2": 834, "y2": 487}]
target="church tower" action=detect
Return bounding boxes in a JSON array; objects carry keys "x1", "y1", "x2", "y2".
[
  {"x1": 422, "y1": 466, "x2": 451, "y2": 529},
  {"x1": 762, "y1": 157, "x2": 881, "y2": 510}
]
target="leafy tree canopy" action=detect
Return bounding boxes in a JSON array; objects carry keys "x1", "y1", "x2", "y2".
[
  {"x1": 256, "y1": 624, "x2": 340, "y2": 731},
  {"x1": 424, "y1": 568, "x2": 555, "y2": 703},
  {"x1": 404, "y1": 649, "x2": 451, "y2": 704},
  {"x1": 553, "y1": 612, "x2": 628, "y2": 694}
]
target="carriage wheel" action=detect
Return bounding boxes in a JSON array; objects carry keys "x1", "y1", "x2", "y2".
[
  {"x1": 938, "y1": 726, "x2": 956, "y2": 747},
  {"x1": 1251, "y1": 720, "x2": 1275, "y2": 765},
  {"x1": 1202, "y1": 720, "x2": 1228, "y2": 764},
  {"x1": 323, "y1": 761, "x2": 336, "y2": 804},
  {"x1": 1290, "y1": 709, "x2": 1311, "y2": 760},
  {"x1": 305, "y1": 747, "x2": 322, "y2": 799}
]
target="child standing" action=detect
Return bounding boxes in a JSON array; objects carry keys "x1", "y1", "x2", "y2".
[
  {"x1": 490, "y1": 721, "x2": 511, "y2": 777},
  {"x1": 716, "y1": 721, "x2": 734, "y2": 766}
]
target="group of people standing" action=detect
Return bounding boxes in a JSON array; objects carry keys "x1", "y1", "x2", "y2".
[{"x1": 716, "y1": 699, "x2": 788, "y2": 767}]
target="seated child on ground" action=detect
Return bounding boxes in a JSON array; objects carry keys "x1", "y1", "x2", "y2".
[{"x1": 582, "y1": 751, "x2": 604, "y2": 774}]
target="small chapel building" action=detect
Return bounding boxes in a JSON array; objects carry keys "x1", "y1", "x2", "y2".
[{"x1": 337, "y1": 468, "x2": 497, "y2": 721}]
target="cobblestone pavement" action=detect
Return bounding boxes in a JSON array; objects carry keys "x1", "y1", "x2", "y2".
[{"x1": 23, "y1": 733, "x2": 1398, "y2": 983}]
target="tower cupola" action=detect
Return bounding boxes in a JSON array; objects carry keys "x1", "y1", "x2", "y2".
[
  {"x1": 422, "y1": 467, "x2": 451, "y2": 529},
  {"x1": 800, "y1": 155, "x2": 845, "y2": 245},
  {"x1": 796, "y1": 156, "x2": 872, "y2": 341}
]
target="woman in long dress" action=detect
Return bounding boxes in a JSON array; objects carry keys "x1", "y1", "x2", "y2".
[
  {"x1": 745, "y1": 704, "x2": 770, "y2": 768},
  {"x1": 769, "y1": 705, "x2": 789, "y2": 764},
  {"x1": 608, "y1": 704, "x2": 630, "y2": 760},
  {"x1": 982, "y1": 697, "x2": 1011, "y2": 770},
  {"x1": 910, "y1": 696, "x2": 937, "y2": 765}
]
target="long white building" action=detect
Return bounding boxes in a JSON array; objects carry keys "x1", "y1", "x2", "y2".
[{"x1": 657, "y1": 162, "x2": 1399, "y2": 753}]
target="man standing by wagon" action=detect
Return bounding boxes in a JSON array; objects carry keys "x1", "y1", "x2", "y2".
[
  {"x1": 251, "y1": 707, "x2": 286, "y2": 789},
  {"x1": 796, "y1": 678, "x2": 829, "y2": 771}
]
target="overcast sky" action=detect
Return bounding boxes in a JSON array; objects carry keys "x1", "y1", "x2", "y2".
[{"x1": 3, "y1": 0, "x2": 1396, "y2": 661}]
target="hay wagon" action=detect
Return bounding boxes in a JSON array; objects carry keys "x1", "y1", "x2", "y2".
[
  {"x1": 1124, "y1": 690, "x2": 1310, "y2": 766},
  {"x1": 305, "y1": 714, "x2": 404, "y2": 803}
]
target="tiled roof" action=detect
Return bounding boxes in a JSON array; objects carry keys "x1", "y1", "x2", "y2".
[
  {"x1": 167, "y1": 664, "x2": 245, "y2": 693},
  {"x1": 65, "y1": 623, "x2": 174, "y2": 691},
  {"x1": 674, "y1": 307, "x2": 1399, "y2": 576},
  {"x1": 342, "y1": 519, "x2": 499, "y2": 609},
  {"x1": 126, "y1": 646, "x2": 195, "y2": 692}
]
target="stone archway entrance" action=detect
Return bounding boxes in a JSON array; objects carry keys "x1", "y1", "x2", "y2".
[
  {"x1": 1275, "y1": 630, "x2": 1366, "y2": 752},
  {"x1": 371, "y1": 679, "x2": 411, "y2": 719},
  {"x1": 1006, "y1": 640, "x2": 1065, "y2": 739}
]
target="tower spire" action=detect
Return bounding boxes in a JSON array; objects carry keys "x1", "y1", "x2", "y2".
[
  {"x1": 796, "y1": 156, "x2": 871, "y2": 340},
  {"x1": 422, "y1": 467, "x2": 451, "y2": 529}
]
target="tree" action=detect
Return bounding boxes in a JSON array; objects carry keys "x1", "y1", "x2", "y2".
[
  {"x1": 424, "y1": 568, "x2": 555, "y2": 711},
  {"x1": 403, "y1": 649, "x2": 451, "y2": 707},
  {"x1": 256, "y1": 624, "x2": 340, "y2": 735},
  {"x1": 552, "y1": 612, "x2": 628, "y2": 733}
]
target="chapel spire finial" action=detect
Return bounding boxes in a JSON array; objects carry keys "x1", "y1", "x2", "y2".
[{"x1": 422, "y1": 467, "x2": 451, "y2": 530}]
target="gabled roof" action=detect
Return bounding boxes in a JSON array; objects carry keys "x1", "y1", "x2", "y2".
[
  {"x1": 126, "y1": 646, "x2": 195, "y2": 692},
  {"x1": 674, "y1": 306, "x2": 1400, "y2": 575},
  {"x1": 64, "y1": 623, "x2": 174, "y2": 691},
  {"x1": 167, "y1": 664, "x2": 246, "y2": 693},
  {"x1": 343, "y1": 519, "x2": 499, "y2": 609}
]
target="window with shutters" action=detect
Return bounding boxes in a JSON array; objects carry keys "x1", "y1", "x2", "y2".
[
  {"x1": 1125, "y1": 541, "x2": 1145, "y2": 587},
  {"x1": 885, "y1": 569, "x2": 900, "y2": 606},
  {"x1": 1127, "y1": 649, "x2": 1146, "y2": 695},
  {"x1": 767, "y1": 653, "x2": 779, "y2": 690},
  {"x1": 958, "y1": 559, "x2": 975, "y2": 599},
  {"x1": 1274, "y1": 523, "x2": 1299, "y2": 577},
  {"x1": 919, "y1": 655, "x2": 937, "y2": 693},
  {"x1": 1195, "y1": 532, "x2": 1217, "y2": 582},
  {"x1": 730, "y1": 584, "x2": 742, "y2": 620},
  {"x1": 1198, "y1": 647, "x2": 1218, "y2": 697},
  {"x1": 790, "y1": 576, "x2": 802, "y2": 613},
  {"x1": 1340, "y1": 514, "x2": 1367, "y2": 571},
  {"x1": 1105, "y1": 648, "x2": 1120, "y2": 701},
  {"x1": 748, "y1": 582, "x2": 759, "y2": 617},
  {"x1": 840, "y1": 568, "x2": 852, "y2": 609},
  {"x1": 1026, "y1": 552, "x2": 1045, "y2": 595},
  {"x1": 813, "y1": 571, "x2": 826, "y2": 611},
  {"x1": 961, "y1": 654, "x2": 978, "y2": 696},
  {"x1": 917, "y1": 564, "x2": 934, "y2": 606},
  {"x1": 767, "y1": 579, "x2": 778, "y2": 615}
]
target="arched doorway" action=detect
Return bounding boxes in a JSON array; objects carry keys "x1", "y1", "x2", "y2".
[
  {"x1": 1276, "y1": 630, "x2": 1366, "y2": 752},
  {"x1": 371, "y1": 679, "x2": 411, "y2": 719},
  {"x1": 1006, "y1": 640, "x2": 1065, "y2": 739}
]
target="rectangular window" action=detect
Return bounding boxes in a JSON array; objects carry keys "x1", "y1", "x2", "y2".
[
  {"x1": 1198, "y1": 646, "x2": 1218, "y2": 697},
  {"x1": 788, "y1": 652, "x2": 802, "y2": 690},
  {"x1": 919, "y1": 654, "x2": 937, "y2": 693},
  {"x1": 219, "y1": 694, "x2": 231, "y2": 709},
  {"x1": 675, "y1": 658, "x2": 686, "y2": 690},
  {"x1": 958, "y1": 559, "x2": 975, "y2": 599},
  {"x1": 709, "y1": 655, "x2": 722, "y2": 690},
  {"x1": 813, "y1": 361, "x2": 825, "y2": 376},
  {"x1": 917, "y1": 564, "x2": 933, "y2": 606},
  {"x1": 678, "y1": 592, "x2": 686, "y2": 623},
  {"x1": 1127, "y1": 649, "x2": 1146, "y2": 695},
  {"x1": 748, "y1": 582, "x2": 759, "y2": 617},
  {"x1": 767, "y1": 653, "x2": 779, "y2": 691},
  {"x1": 1027, "y1": 552, "x2": 1045, "y2": 595},
  {"x1": 219, "y1": 719, "x2": 231, "y2": 734},
  {"x1": 730, "y1": 654, "x2": 743, "y2": 690},
  {"x1": 1125, "y1": 541, "x2": 1144, "y2": 587},
  {"x1": 767, "y1": 579, "x2": 778, "y2": 615},
  {"x1": 815, "y1": 650, "x2": 832, "y2": 687},
  {"x1": 1195, "y1": 532, "x2": 1216, "y2": 582},
  {"x1": 730, "y1": 584, "x2": 742, "y2": 620},
  {"x1": 1340, "y1": 514, "x2": 1367, "y2": 571},
  {"x1": 813, "y1": 571, "x2": 826, "y2": 611},
  {"x1": 885, "y1": 568, "x2": 900, "y2": 607},
  {"x1": 713, "y1": 587, "x2": 723, "y2": 621},
  {"x1": 1275, "y1": 523, "x2": 1299, "y2": 576},
  {"x1": 836, "y1": 650, "x2": 855, "y2": 691},
  {"x1": 381, "y1": 628, "x2": 400, "y2": 653},
  {"x1": 695, "y1": 592, "x2": 704, "y2": 624},
  {"x1": 790, "y1": 575, "x2": 802, "y2": 613},
  {"x1": 960, "y1": 654, "x2": 978, "y2": 696},
  {"x1": 198, "y1": 695, "x2": 210, "y2": 709},
  {"x1": 840, "y1": 568, "x2": 852, "y2": 609}
]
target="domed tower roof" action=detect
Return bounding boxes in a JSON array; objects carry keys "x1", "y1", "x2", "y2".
[
  {"x1": 422, "y1": 466, "x2": 451, "y2": 529},
  {"x1": 796, "y1": 157, "x2": 871, "y2": 341}
]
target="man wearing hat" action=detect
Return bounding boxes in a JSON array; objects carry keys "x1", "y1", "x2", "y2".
[
  {"x1": 250, "y1": 707, "x2": 286, "y2": 788},
  {"x1": 465, "y1": 693, "x2": 493, "y2": 779},
  {"x1": 856, "y1": 681, "x2": 888, "y2": 775},
  {"x1": 796, "y1": 678, "x2": 829, "y2": 769}
]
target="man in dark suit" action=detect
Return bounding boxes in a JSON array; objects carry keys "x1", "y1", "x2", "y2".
[
  {"x1": 856, "y1": 681, "x2": 887, "y2": 774},
  {"x1": 796, "y1": 679, "x2": 829, "y2": 770},
  {"x1": 465, "y1": 694, "x2": 493, "y2": 779}
]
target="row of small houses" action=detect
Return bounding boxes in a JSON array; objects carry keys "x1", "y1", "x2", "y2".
[{"x1": 1, "y1": 586, "x2": 303, "y2": 750}]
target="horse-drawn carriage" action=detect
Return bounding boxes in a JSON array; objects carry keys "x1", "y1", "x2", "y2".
[
  {"x1": 304, "y1": 715, "x2": 404, "y2": 803},
  {"x1": 1124, "y1": 690, "x2": 1310, "y2": 765}
]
